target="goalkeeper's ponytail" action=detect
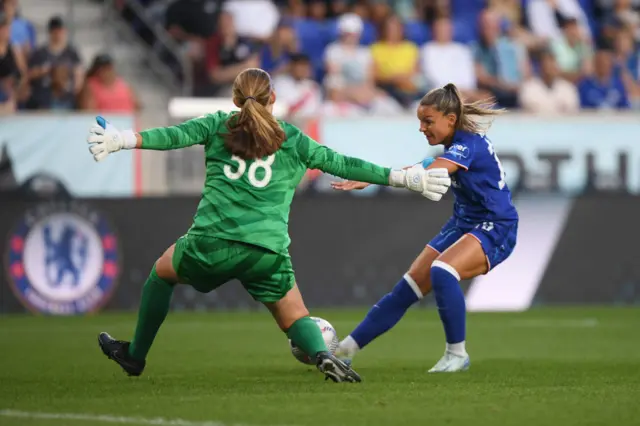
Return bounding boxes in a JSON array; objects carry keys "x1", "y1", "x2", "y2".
[{"x1": 224, "y1": 68, "x2": 285, "y2": 160}]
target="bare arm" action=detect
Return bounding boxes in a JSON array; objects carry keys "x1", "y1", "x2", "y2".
[
  {"x1": 365, "y1": 54, "x2": 376, "y2": 87},
  {"x1": 27, "y1": 64, "x2": 50, "y2": 80},
  {"x1": 427, "y1": 158, "x2": 460, "y2": 174},
  {"x1": 12, "y1": 47, "x2": 28, "y2": 88},
  {"x1": 130, "y1": 88, "x2": 143, "y2": 111},
  {"x1": 74, "y1": 65, "x2": 85, "y2": 94},
  {"x1": 210, "y1": 54, "x2": 259, "y2": 84},
  {"x1": 475, "y1": 61, "x2": 500, "y2": 88},
  {"x1": 78, "y1": 83, "x2": 96, "y2": 110},
  {"x1": 0, "y1": 93, "x2": 16, "y2": 115}
]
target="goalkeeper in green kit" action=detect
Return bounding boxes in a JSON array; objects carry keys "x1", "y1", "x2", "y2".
[{"x1": 88, "y1": 68, "x2": 451, "y2": 383}]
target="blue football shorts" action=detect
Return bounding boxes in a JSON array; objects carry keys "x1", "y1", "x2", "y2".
[{"x1": 427, "y1": 216, "x2": 518, "y2": 272}]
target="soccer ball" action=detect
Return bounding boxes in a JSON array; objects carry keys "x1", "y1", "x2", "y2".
[{"x1": 289, "y1": 317, "x2": 339, "y2": 365}]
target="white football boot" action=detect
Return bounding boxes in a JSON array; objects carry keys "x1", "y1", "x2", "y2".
[
  {"x1": 428, "y1": 351, "x2": 471, "y2": 373},
  {"x1": 334, "y1": 336, "x2": 359, "y2": 367}
]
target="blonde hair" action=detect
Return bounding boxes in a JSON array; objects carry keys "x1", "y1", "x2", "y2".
[
  {"x1": 420, "y1": 83, "x2": 504, "y2": 134},
  {"x1": 224, "y1": 68, "x2": 285, "y2": 160}
]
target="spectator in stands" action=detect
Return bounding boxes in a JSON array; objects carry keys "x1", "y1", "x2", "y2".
[
  {"x1": 224, "y1": 0, "x2": 280, "y2": 42},
  {"x1": 272, "y1": 53, "x2": 323, "y2": 118},
  {"x1": 369, "y1": 0, "x2": 393, "y2": 31},
  {"x1": 307, "y1": 0, "x2": 328, "y2": 21},
  {"x1": 27, "y1": 17, "x2": 83, "y2": 110},
  {"x1": 417, "y1": 0, "x2": 450, "y2": 26},
  {"x1": 48, "y1": 65, "x2": 76, "y2": 110},
  {"x1": 79, "y1": 54, "x2": 140, "y2": 113},
  {"x1": 421, "y1": 16, "x2": 482, "y2": 100},
  {"x1": 613, "y1": 26, "x2": 640, "y2": 79},
  {"x1": 205, "y1": 11, "x2": 259, "y2": 96},
  {"x1": 285, "y1": 0, "x2": 306, "y2": 19},
  {"x1": 473, "y1": 9, "x2": 529, "y2": 108},
  {"x1": 606, "y1": 0, "x2": 640, "y2": 41},
  {"x1": 578, "y1": 46, "x2": 630, "y2": 109},
  {"x1": 489, "y1": 0, "x2": 548, "y2": 50},
  {"x1": 164, "y1": 0, "x2": 229, "y2": 72},
  {"x1": 519, "y1": 50, "x2": 579, "y2": 113},
  {"x1": 524, "y1": 0, "x2": 591, "y2": 42},
  {"x1": 261, "y1": 19, "x2": 299, "y2": 76},
  {"x1": 324, "y1": 13, "x2": 402, "y2": 115},
  {"x1": 0, "y1": 67, "x2": 14, "y2": 114},
  {"x1": 165, "y1": 0, "x2": 222, "y2": 42},
  {"x1": 594, "y1": 0, "x2": 640, "y2": 27},
  {"x1": 329, "y1": 0, "x2": 350, "y2": 18},
  {"x1": 371, "y1": 15, "x2": 421, "y2": 107},
  {"x1": 351, "y1": 0, "x2": 371, "y2": 21},
  {"x1": 550, "y1": 17, "x2": 593, "y2": 83},
  {"x1": 613, "y1": 26, "x2": 640, "y2": 107},
  {"x1": 2, "y1": 0, "x2": 34, "y2": 56},
  {"x1": 0, "y1": 12, "x2": 14, "y2": 113},
  {"x1": 0, "y1": 85, "x2": 14, "y2": 114},
  {"x1": 391, "y1": 0, "x2": 416, "y2": 22},
  {"x1": 489, "y1": 0, "x2": 522, "y2": 28},
  {"x1": 0, "y1": 10, "x2": 25, "y2": 113}
]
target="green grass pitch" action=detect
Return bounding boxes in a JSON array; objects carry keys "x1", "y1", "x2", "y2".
[{"x1": 1, "y1": 307, "x2": 639, "y2": 426}]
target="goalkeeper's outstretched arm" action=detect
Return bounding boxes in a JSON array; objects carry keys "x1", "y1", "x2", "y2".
[
  {"x1": 138, "y1": 116, "x2": 212, "y2": 150},
  {"x1": 87, "y1": 115, "x2": 214, "y2": 161},
  {"x1": 295, "y1": 132, "x2": 451, "y2": 200}
]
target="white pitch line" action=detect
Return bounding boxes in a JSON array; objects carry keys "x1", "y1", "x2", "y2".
[{"x1": 0, "y1": 410, "x2": 290, "y2": 426}]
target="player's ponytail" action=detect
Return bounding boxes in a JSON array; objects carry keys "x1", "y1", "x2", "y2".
[
  {"x1": 224, "y1": 68, "x2": 285, "y2": 160},
  {"x1": 420, "y1": 83, "x2": 504, "y2": 134}
]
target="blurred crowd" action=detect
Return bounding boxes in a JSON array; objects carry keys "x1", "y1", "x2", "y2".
[
  {"x1": 126, "y1": 0, "x2": 640, "y2": 117},
  {"x1": 2, "y1": 0, "x2": 640, "y2": 117},
  {"x1": 0, "y1": 0, "x2": 139, "y2": 115}
]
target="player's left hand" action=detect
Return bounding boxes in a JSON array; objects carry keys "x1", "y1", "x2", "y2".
[
  {"x1": 87, "y1": 116, "x2": 137, "y2": 162},
  {"x1": 405, "y1": 166, "x2": 451, "y2": 201}
]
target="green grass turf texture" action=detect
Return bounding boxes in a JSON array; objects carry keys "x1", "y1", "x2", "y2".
[{"x1": 1, "y1": 307, "x2": 639, "y2": 426}]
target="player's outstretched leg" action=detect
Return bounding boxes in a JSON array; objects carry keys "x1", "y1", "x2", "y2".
[
  {"x1": 336, "y1": 274, "x2": 423, "y2": 365},
  {"x1": 265, "y1": 285, "x2": 361, "y2": 382},
  {"x1": 98, "y1": 246, "x2": 177, "y2": 376},
  {"x1": 336, "y1": 246, "x2": 439, "y2": 366}
]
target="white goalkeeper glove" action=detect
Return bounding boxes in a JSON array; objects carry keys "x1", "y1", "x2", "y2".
[
  {"x1": 390, "y1": 166, "x2": 451, "y2": 201},
  {"x1": 87, "y1": 116, "x2": 137, "y2": 162}
]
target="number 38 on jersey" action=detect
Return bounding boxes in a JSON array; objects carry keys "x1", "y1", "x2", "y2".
[{"x1": 224, "y1": 154, "x2": 275, "y2": 188}]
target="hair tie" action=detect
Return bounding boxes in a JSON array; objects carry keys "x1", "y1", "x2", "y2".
[{"x1": 246, "y1": 96, "x2": 256, "y2": 101}]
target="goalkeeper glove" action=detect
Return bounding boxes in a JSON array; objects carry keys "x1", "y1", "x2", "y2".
[
  {"x1": 86, "y1": 116, "x2": 137, "y2": 162},
  {"x1": 390, "y1": 166, "x2": 451, "y2": 201}
]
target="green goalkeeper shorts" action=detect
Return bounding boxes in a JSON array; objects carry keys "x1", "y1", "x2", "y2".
[{"x1": 171, "y1": 234, "x2": 295, "y2": 303}]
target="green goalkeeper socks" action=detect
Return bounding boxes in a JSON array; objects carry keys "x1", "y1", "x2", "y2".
[
  {"x1": 286, "y1": 316, "x2": 328, "y2": 359},
  {"x1": 128, "y1": 266, "x2": 174, "y2": 361}
]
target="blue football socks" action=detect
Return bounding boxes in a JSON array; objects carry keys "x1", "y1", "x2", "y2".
[
  {"x1": 430, "y1": 260, "x2": 466, "y2": 347},
  {"x1": 350, "y1": 274, "x2": 422, "y2": 349}
]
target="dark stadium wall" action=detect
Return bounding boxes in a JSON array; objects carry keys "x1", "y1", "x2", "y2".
[
  {"x1": 534, "y1": 194, "x2": 640, "y2": 306},
  {"x1": 0, "y1": 194, "x2": 455, "y2": 314},
  {"x1": 1, "y1": 193, "x2": 639, "y2": 315}
]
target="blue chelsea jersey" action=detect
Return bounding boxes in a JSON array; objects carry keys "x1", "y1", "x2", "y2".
[{"x1": 423, "y1": 130, "x2": 518, "y2": 223}]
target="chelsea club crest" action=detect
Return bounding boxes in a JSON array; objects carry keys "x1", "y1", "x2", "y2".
[{"x1": 6, "y1": 201, "x2": 120, "y2": 315}]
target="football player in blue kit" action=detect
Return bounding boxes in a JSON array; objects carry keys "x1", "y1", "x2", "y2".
[{"x1": 331, "y1": 83, "x2": 519, "y2": 373}]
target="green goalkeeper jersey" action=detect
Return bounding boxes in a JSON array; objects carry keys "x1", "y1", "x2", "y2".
[{"x1": 140, "y1": 111, "x2": 391, "y2": 255}]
